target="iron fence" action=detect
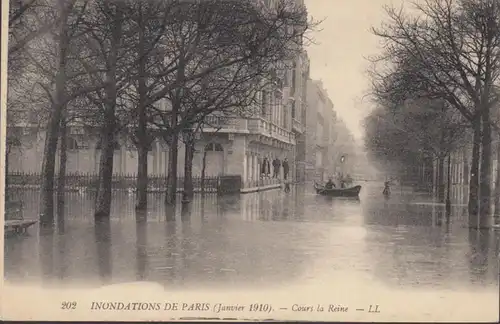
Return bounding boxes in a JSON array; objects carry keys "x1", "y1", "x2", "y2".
[{"x1": 6, "y1": 171, "x2": 219, "y2": 193}]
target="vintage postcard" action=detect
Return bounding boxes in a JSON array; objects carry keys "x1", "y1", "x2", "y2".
[{"x1": 2, "y1": 0, "x2": 499, "y2": 322}]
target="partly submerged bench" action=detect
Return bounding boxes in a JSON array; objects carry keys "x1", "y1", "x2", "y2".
[{"x1": 4, "y1": 201, "x2": 37, "y2": 234}]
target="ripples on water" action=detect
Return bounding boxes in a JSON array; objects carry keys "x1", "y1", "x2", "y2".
[{"x1": 4, "y1": 184, "x2": 500, "y2": 293}]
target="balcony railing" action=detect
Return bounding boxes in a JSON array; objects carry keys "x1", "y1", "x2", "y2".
[
  {"x1": 248, "y1": 117, "x2": 295, "y2": 144},
  {"x1": 200, "y1": 115, "x2": 295, "y2": 144},
  {"x1": 200, "y1": 115, "x2": 249, "y2": 133}
]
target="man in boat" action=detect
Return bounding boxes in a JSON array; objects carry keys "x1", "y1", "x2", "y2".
[
  {"x1": 339, "y1": 179, "x2": 346, "y2": 188},
  {"x1": 325, "y1": 177, "x2": 336, "y2": 189}
]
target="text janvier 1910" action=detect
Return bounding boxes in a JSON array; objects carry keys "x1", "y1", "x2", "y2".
[
  {"x1": 90, "y1": 301, "x2": 270, "y2": 313},
  {"x1": 88, "y1": 301, "x2": 357, "y2": 314}
]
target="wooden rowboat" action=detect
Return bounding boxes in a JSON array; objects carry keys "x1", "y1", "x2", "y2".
[{"x1": 314, "y1": 183, "x2": 362, "y2": 197}]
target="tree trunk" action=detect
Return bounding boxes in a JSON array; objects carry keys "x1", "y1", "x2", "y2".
[
  {"x1": 165, "y1": 132, "x2": 179, "y2": 205},
  {"x1": 445, "y1": 153, "x2": 451, "y2": 215},
  {"x1": 182, "y1": 134, "x2": 195, "y2": 202},
  {"x1": 425, "y1": 157, "x2": 434, "y2": 193},
  {"x1": 165, "y1": 56, "x2": 185, "y2": 206},
  {"x1": 5, "y1": 145, "x2": 10, "y2": 201},
  {"x1": 57, "y1": 115, "x2": 68, "y2": 217},
  {"x1": 95, "y1": 128, "x2": 116, "y2": 219},
  {"x1": 94, "y1": 4, "x2": 122, "y2": 220},
  {"x1": 437, "y1": 157, "x2": 445, "y2": 203},
  {"x1": 494, "y1": 134, "x2": 500, "y2": 224},
  {"x1": 39, "y1": 0, "x2": 71, "y2": 226},
  {"x1": 468, "y1": 117, "x2": 481, "y2": 228},
  {"x1": 432, "y1": 159, "x2": 439, "y2": 194},
  {"x1": 135, "y1": 4, "x2": 149, "y2": 211},
  {"x1": 463, "y1": 148, "x2": 469, "y2": 185},
  {"x1": 479, "y1": 109, "x2": 492, "y2": 228},
  {"x1": 200, "y1": 148, "x2": 208, "y2": 194},
  {"x1": 136, "y1": 144, "x2": 148, "y2": 210}
]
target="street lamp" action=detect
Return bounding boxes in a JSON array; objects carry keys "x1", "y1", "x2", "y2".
[{"x1": 335, "y1": 154, "x2": 347, "y2": 178}]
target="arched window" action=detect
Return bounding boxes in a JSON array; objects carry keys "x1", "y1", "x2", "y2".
[
  {"x1": 205, "y1": 143, "x2": 223, "y2": 152},
  {"x1": 67, "y1": 137, "x2": 79, "y2": 150},
  {"x1": 96, "y1": 139, "x2": 120, "y2": 150}
]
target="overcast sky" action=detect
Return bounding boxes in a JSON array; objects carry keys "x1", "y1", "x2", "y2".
[{"x1": 304, "y1": 0, "x2": 402, "y2": 141}]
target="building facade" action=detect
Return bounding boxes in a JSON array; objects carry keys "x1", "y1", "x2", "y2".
[
  {"x1": 7, "y1": 0, "x2": 311, "y2": 191},
  {"x1": 304, "y1": 79, "x2": 357, "y2": 182},
  {"x1": 8, "y1": 58, "x2": 309, "y2": 189},
  {"x1": 304, "y1": 80, "x2": 330, "y2": 181}
]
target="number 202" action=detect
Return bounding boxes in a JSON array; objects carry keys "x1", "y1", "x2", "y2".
[{"x1": 61, "y1": 301, "x2": 77, "y2": 310}]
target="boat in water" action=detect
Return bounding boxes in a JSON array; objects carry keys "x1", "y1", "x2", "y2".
[{"x1": 314, "y1": 182, "x2": 362, "y2": 197}]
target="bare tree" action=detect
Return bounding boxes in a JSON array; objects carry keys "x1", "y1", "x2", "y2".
[
  {"x1": 8, "y1": 0, "x2": 54, "y2": 74},
  {"x1": 123, "y1": 0, "x2": 180, "y2": 211},
  {"x1": 8, "y1": 0, "x2": 314, "y2": 220},
  {"x1": 28, "y1": 0, "x2": 92, "y2": 225},
  {"x1": 369, "y1": 0, "x2": 500, "y2": 229},
  {"x1": 4, "y1": 62, "x2": 49, "y2": 198},
  {"x1": 147, "y1": 0, "x2": 313, "y2": 206},
  {"x1": 76, "y1": 0, "x2": 136, "y2": 220},
  {"x1": 364, "y1": 97, "x2": 467, "y2": 202}
]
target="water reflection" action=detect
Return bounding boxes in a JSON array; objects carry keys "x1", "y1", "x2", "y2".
[
  {"x1": 57, "y1": 200, "x2": 66, "y2": 235},
  {"x1": 39, "y1": 226, "x2": 55, "y2": 285},
  {"x1": 95, "y1": 219, "x2": 112, "y2": 284},
  {"x1": 135, "y1": 210, "x2": 148, "y2": 281},
  {"x1": 4, "y1": 187, "x2": 499, "y2": 293},
  {"x1": 468, "y1": 229, "x2": 492, "y2": 284}
]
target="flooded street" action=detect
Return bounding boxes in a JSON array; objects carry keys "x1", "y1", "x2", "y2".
[{"x1": 4, "y1": 184, "x2": 500, "y2": 321}]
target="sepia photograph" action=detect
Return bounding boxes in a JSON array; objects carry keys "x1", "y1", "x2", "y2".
[{"x1": 2, "y1": 0, "x2": 499, "y2": 321}]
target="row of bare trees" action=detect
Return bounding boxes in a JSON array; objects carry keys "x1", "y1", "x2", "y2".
[
  {"x1": 366, "y1": 0, "x2": 500, "y2": 229},
  {"x1": 364, "y1": 98, "x2": 467, "y2": 210},
  {"x1": 7, "y1": 0, "x2": 315, "y2": 225}
]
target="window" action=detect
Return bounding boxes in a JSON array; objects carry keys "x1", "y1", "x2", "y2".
[
  {"x1": 205, "y1": 143, "x2": 223, "y2": 152},
  {"x1": 67, "y1": 137, "x2": 79, "y2": 150},
  {"x1": 291, "y1": 100, "x2": 296, "y2": 119},
  {"x1": 315, "y1": 151, "x2": 322, "y2": 168}
]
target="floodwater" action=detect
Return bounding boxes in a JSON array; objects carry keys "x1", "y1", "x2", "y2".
[{"x1": 3, "y1": 182, "x2": 500, "y2": 321}]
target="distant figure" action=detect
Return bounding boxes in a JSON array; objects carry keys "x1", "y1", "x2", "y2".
[
  {"x1": 383, "y1": 181, "x2": 391, "y2": 197},
  {"x1": 283, "y1": 158, "x2": 289, "y2": 180},
  {"x1": 340, "y1": 179, "x2": 346, "y2": 188},
  {"x1": 345, "y1": 174, "x2": 353, "y2": 186},
  {"x1": 325, "y1": 178, "x2": 336, "y2": 189},
  {"x1": 272, "y1": 158, "x2": 281, "y2": 178},
  {"x1": 261, "y1": 157, "x2": 271, "y2": 177}
]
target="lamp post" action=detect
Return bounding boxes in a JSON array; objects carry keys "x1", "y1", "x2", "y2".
[{"x1": 340, "y1": 154, "x2": 346, "y2": 178}]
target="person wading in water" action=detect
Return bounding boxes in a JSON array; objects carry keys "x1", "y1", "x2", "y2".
[{"x1": 383, "y1": 180, "x2": 391, "y2": 198}]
